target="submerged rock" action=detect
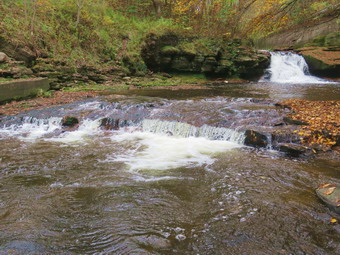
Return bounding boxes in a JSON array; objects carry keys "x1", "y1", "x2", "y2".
[
  {"x1": 316, "y1": 184, "x2": 340, "y2": 215},
  {"x1": 0, "y1": 240, "x2": 45, "y2": 255}
]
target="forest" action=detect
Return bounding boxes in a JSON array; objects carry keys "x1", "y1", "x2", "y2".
[{"x1": 1, "y1": 0, "x2": 338, "y2": 66}]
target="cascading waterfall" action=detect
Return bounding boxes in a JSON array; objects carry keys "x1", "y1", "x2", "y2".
[
  {"x1": 0, "y1": 117, "x2": 245, "y2": 144},
  {"x1": 261, "y1": 51, "x2": 329, "y2": 83},
  {"x1": 140, "y1": 119, "x2": 245, "y2": 144},
  {"x1": 0, "y1": 116, "x2": 62, "y2": 140},
  {"x1": 0, "y1": 116, "x2": 245, "y2": 170}
]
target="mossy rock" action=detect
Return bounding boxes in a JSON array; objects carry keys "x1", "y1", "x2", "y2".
[
  {"x1": 303, "y1": 54, "x2": 339, "y2": 78},
  {"x1": 178, "y1": 42, "x2": 197, "y2": 56},
  {"x1": 312, "y1": 35, "x2": 327, "y2": 47},
  {"x1": 160, "y1": 46, "x2": 180, "y2": 55},
  {"x1": 325, "y1": 32, "x2": 340, "y2": 47},
  {"x1": 62, "y1": 116, "x2": 79, "y2": 127}
]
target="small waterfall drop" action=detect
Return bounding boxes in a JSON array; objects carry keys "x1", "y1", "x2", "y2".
[
  {"x1": 140, "y1": 119, "x2": 245, "y2": 144},
  {"x1": 0, "y1": 117, "x2": 62, "y2": 140},
  {"x1": 262, "y1": 51, "x2": 329, "y2": 83}
]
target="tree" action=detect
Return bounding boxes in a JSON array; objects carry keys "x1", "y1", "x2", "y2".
[
  {"x1": 75, "y1": 0, "x2": 84, "y2": 27},
  {"x1": 151, "y1": 0, "x2": 163, "y2": 17}
]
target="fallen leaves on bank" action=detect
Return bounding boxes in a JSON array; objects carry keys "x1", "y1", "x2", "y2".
[
  {"x1": 0, "y1": 91, "x2": 98, "y2": 116},
  {"x1": 281, "y1": 99, "x2": 339, "y2": 149}
]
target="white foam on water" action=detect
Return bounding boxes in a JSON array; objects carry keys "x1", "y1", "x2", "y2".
[
  {"x1": 45, "y1": 119, "x2": 102, "y2": 144},
  {"x1": 0, "y1": 117, "x2": 62, "y2": 141},
  {"x1": 76, "y1": 101, "x2": 103, "y2": 110},
  {"x1": 131, "y1": 175, "x2": 193, "y2": 182},
  {"x1": 140, "y1": 119, "x2": 245, "y2": 144},
  {"x1": 109, "y1": 130, "x2": 242, "y2": 171},
  {"x1": 261, "y1": 52, "x2": 333, "y2": 84}
]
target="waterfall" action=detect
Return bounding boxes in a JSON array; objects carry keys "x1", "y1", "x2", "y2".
[
  {"x1": 0, "y1": 117, "x2": 245, "y2": 145},
  {"x1": 261, "y1": 51, "x2": 329, "y2": 83},
  {"x1": 0, "y1": 117, "x2": 62, "y2": 140},
  {"x1": 140, "y1": 119, "x2": 245, "y2": 144}
]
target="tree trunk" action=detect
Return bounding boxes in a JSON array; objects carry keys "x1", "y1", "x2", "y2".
[
  {"x1": 30, "y1": 0, "x2": 37, "y2": 35},
  {"x1": 76, "y1": 0, "x2": 83, "y2": 28},
  {"x1": 151, "y1": 0, "x2": 162, "y2": 18}
]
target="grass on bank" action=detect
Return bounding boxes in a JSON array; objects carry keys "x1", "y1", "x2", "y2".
[
  {"x1": 63, "y1": 73, "x2": 209, "y2": 92},
  {"x1": 0, "y1": 1, "x2": 183, "y2": 70}
]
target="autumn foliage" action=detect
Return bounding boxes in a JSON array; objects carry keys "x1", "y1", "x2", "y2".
[{"x1": 282, "y1": 99, "x2": 340, "y2": 148}]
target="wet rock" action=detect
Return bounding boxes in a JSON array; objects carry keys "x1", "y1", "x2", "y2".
[
  {"x1": 62, "y1": 116, "x2": 79, "y2": 128},
  {"x1": 303, "y1": 53, "x2": 340, "y2": 78},
  {"x1": 316, "y1": 184, "x2": 340, "y2": 215},
  {"x1": 271, "y1": 129, "x2": 301, "y2": 147},
  {"x1": 283, "y1": 117, "x2": 309, "y2": 126},
  {"x1": 100, "y1": 118, "x2": 119, "y2": 130},
  {"x1": 278, "y1": 143, "x2": 308, "y2": 157},
  {"x1": 244, "y1": 130, "x2": 268, "y2": 148}
]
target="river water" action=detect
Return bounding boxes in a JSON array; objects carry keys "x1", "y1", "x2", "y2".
[{"x1": 0, "y1": 53, "x2": 339, "y2": 254}]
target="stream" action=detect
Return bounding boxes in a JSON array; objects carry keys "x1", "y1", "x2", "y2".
[{"x1": 0, "y1": 52, "x2": 339, "y2": 254}]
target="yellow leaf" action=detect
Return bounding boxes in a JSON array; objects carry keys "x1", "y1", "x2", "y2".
[{"x1": 330, "y1": 218, "x2": 337, "y2": 224}]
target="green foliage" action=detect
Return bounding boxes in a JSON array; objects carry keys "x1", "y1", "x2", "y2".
[
  {"x1": 0, "y1": 0, "x2": 338, "y2": 69},
  {"x1": 36, "y1": 88, "x2": 53, "y2": 98},
  {"x1": 0, "y1": 0, "x2": 182, "y2": 69},
  {"x1": 64, "y1": 83, "x2": 129, "y2": 92}
]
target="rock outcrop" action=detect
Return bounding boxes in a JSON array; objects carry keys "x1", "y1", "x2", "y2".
[
  {"x1": 0, "y1": 52, "x2": 10, "y2": 63},
  {"x1": 141, "y1": 33, "x2": 270, "y2": 80},
  {"x1": 0, "y1": 36, "x2": 37, "y2": 66}
]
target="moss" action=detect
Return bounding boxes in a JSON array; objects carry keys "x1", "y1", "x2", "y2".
[
  {"x1": 177, "y1": 38, "x2": 221, "y2": 56},
  {"x1": 0, "y1": 63, "x2": 11, "y2": 69},
  {"x1": 177, "y1": 42, "x2": 197, "y2": 55},
  {"x1": 134, "y1": 73, "x2": 208, "y2": 87},
  {"x1": 0, "y1": 77, "x2": 14, "y2": 83},
  {"x1": 325, "y1": 32, "x2": 340, "y2": 47},
  {"x1": 64, "y1": 83, "x2": 129, "y2": 92},
  {"x1": 62, "y1": 116, "x2": 79, "y2": 127},
  {"x1": 312, "y1": 35, "x2": 326, "y2": 47},
  {"x1": 160, "y1": 46, "x2": 180, "y2": 55}
]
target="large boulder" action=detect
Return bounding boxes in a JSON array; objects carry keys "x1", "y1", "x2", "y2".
[
  {"x1": 244, "y1": 130, "x2": 269, "y2": 148},
  {"x1": 0, "y1": 36, "x2": 37, "y2": 66},
  {"x1": 296, "y1": 33, "x2": 340, "y2": 78},
  {"x1": 316, "y1": 184, "x2": 340, "y2": 214},
  {"x1": 0, "y1": 52, "x2": 9, "y2": 63},
  {"x1": 141, "y1": 33, "x2": 270, "y2": 80},
  {"x1": 278, "y1": 143, "x2": 309, "y2": 157},
  {"x1": 302, "y1": 52, "x2": 340, "y2": 78}
]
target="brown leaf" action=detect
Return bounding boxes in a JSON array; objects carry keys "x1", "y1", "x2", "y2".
[
  {"x1": 318, "y1": 183, "x2": 332, "y2": 189},
  {"x1": 324, "y1": 187, "x2": 336, "y2": 196}
]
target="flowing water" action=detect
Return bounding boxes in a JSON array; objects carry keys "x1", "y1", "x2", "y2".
[
  {"x1": 0, "y1": 53, "x2": 339, "y2": 254},
  {"x1": 260, "y1": 52, "x2": 333, "y2": 84}
]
